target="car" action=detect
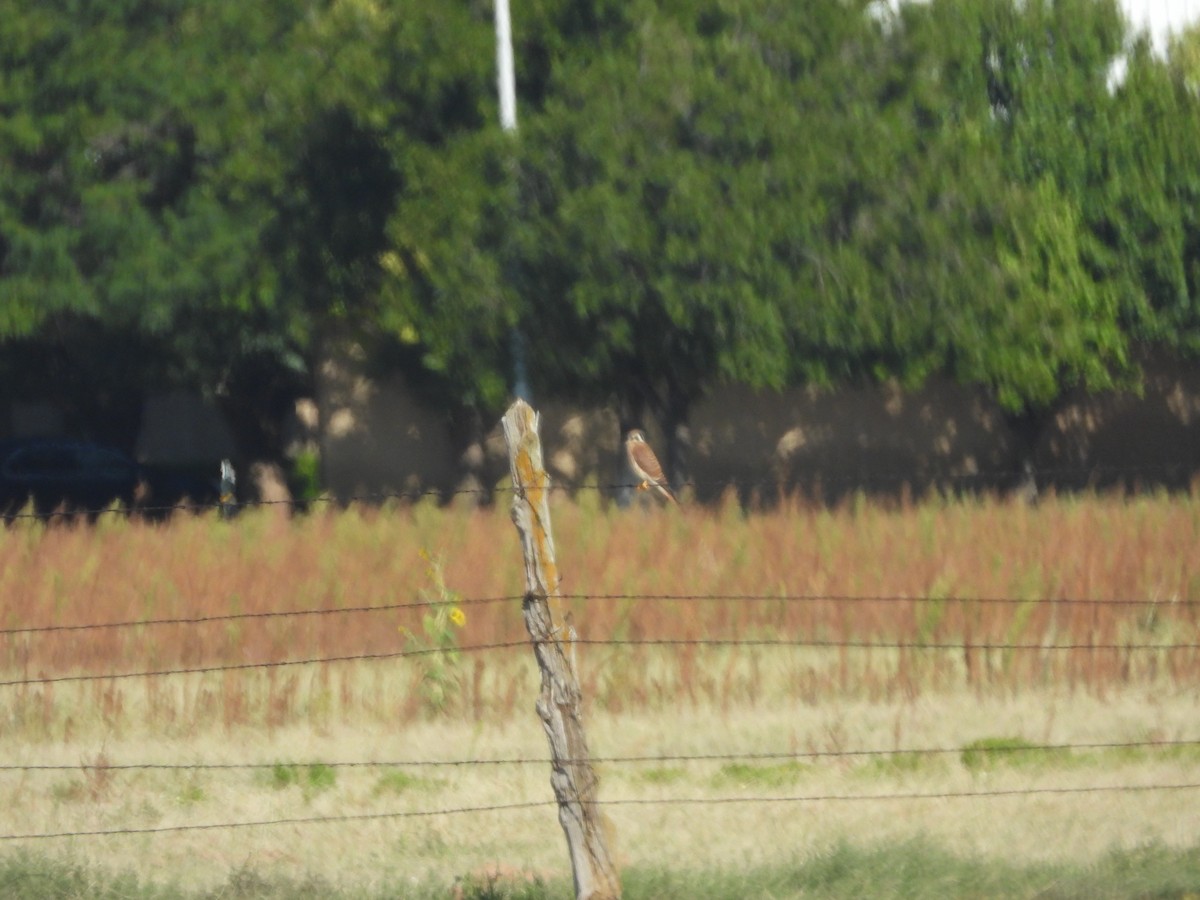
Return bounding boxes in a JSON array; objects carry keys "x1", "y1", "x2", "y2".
[{"x1": 0, "y1": 438, "x2": 221, "y2": 520}]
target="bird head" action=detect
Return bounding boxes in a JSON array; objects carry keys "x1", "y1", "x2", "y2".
[{"x1": 625, "y1": 429, "x2": 646, "y2": 445}]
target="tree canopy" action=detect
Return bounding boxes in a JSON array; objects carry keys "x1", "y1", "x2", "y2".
[{"x1": 1, "y1": 0, "x2": 1197, "y2": 464}]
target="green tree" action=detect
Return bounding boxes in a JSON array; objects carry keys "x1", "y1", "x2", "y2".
[
  {"x1": 359, "y1": 1, "x2": 516, "y2": 413},
  {"x1": 0, "y1": 0, "x2": 311, "y2": 443},
  {"x1": 812, "y1": 0, "x2": 1135, "y2": 466},
  {"x1": 505, "y1": 0, "x2": 879, "y2": 485},
  {"x1": 1097, "y1": 32, "x2": 1200, "y2": 354},
  {"x1": 3, "y1": 0, "x2": 1187, "y2": 496}
]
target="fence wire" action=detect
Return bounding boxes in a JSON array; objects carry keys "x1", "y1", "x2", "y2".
[
  {"x1": 2, "y1": 782, "x2": 1199, "y2": 842},
  {"x1": 1, "y1": 738, "x2": 1197, "y2": 772},
  {"x1": 2, "y1": 590, "x2": 1193, "y2": 638},
  {"x1": 0, "y1": 595, "x2": 524, "y2": 637},
  {"x1": 3, "y1": 633, "x2": 1198, "y2": 689}
]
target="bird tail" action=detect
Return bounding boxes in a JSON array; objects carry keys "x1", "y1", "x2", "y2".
[{"x1": 656, "y1": 482, "x2": 679, "y2": 506}]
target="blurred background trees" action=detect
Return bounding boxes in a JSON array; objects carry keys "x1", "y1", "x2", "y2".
[{"x1": 1, "y1": 0, "x2": 1197, "y2": 481}]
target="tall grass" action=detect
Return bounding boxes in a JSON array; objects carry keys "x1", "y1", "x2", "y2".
[{"x1": 1, "y1": 491, "x2": 1197, "y2": 736}]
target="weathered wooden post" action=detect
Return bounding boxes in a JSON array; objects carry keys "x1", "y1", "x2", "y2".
[{"x1": 501, "y1": 400, "x2": 621, "y2": 900}]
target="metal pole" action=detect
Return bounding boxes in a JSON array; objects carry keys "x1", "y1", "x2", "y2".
[
  {"x1": 495, "y1": 0, "x2": 530, "y2": 400},
  {"x1": 495, "y1": 0, "x2": 518, "y2": 133}
]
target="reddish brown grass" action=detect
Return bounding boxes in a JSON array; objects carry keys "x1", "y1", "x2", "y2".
[{"x1": 1, "y1": 491, "x2": 1197, "y2": 734}]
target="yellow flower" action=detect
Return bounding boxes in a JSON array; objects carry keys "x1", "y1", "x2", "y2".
[{"x1": 448, "y1": 607, "x2": 466, "y2": 628}]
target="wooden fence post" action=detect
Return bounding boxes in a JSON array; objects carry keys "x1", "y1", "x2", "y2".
[{"x1": 501, "y1": 400, "x2": 621, "y2": 900}]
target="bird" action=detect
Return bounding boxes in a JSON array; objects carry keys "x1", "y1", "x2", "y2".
[{"x1": 624, "y1": 429, "x2": 678, "y2": 505}]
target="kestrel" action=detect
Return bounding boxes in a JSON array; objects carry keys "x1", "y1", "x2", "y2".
[{"x1": 624, "y1": 429, "x2": 678, "y2": 505}]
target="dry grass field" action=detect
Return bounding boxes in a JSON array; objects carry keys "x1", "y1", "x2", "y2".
[{"x1": 1, "y1": 490, "x2": 1198, "y2": 895}]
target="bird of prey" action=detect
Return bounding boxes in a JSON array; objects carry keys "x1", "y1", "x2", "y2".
[{"x1": 624, "y1": 429, "x2": 678, "y2": 505}]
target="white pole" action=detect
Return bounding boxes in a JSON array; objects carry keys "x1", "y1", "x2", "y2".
[
  {"x1": 495, "y1": 0, "x2": 518, "y2": 133},
  {"x1": 495, "y1": 0, "x2": 530, "y2": 399}
]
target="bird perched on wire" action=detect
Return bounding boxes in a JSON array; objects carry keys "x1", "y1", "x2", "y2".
[{"x1": 624, "y1": 429, "x2": 678, "y2": 505}]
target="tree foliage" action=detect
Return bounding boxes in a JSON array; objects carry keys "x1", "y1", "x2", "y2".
[{"x1": 1, "y1": 0, "x2": 1198, "y2": 460}]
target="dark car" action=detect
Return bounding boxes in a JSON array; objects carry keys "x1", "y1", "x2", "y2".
[{"x1": 0, "y1": 438, "x2": 220, "y2": 520}]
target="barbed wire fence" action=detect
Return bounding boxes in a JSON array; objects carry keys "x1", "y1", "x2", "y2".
[
  {"x1": 1, "y1": 470, "x2": 1198, "y2": 855},
  {"x1": 6, "y1": 783, "x2": 1200, "y2": 843},
  {"x1": 1, "y1": 592, "x2": 1199, "y2": 843}
]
